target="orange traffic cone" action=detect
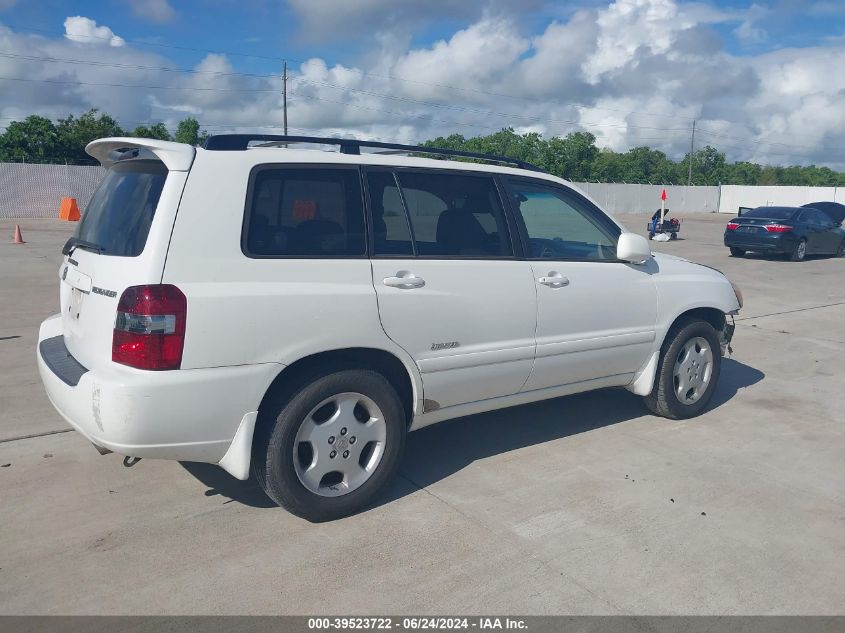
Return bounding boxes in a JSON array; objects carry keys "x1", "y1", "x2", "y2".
[
  {"x1": 58, "y1": 197, "x2": 81, "y2": 221},
  {"x1": 12, "y1": 224, "x2": 24, "y2": 244}
]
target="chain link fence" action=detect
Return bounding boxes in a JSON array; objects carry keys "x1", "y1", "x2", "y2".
[{"x1": 0, "y1": 162, "x2": 105, "y2": 219}]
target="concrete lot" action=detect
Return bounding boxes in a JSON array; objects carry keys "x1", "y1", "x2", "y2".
[{"x1": 1, "y1": 214, "x2": 843, "y2": 615}]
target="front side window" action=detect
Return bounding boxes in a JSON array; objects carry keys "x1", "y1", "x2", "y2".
[
  {"x1": 244, "y1": 167, "x2": 365, "y2": 257},
  {"x1": 395, "y1": 171, "x2": 512, "y2": 258},
  {"x1": 507, "y1": 180, "x2": 619, "y2": 261}
]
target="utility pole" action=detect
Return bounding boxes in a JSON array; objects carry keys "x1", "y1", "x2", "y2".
[
  {"x1": 687, "y1": 119, "x2": 696, "y2": 186},
  {"x1": 283, "y1": 61, "x2": 288, "y2": 136}
]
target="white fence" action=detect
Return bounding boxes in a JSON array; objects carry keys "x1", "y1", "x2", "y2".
[
  {"x1": 0, "y1": 162, "x2": 842, "y2": 219},
  {"x1": 717, "y1": 185, "x2": 842, "y2": 215},
  {"x1": 572, "y1": 183, "x2": 720, "y2": 215}
]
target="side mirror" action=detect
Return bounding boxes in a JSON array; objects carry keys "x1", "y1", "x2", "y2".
[{"x1": 617, "y1": 233, "x2": 653, "y2": 264}]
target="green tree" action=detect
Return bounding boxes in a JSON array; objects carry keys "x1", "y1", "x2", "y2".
[
  {"x1": 57, "y1": 109, "x2": 124, "y2": 162},
  {"x1": 541, "y1": 132, "x2": 599, "y2": 180},
  {"x1": 131, "y1": 122, "x2": 172, "y2": 141},
  {"x1": 174, "y1": 117, "x2": 209, "y2": 146},
  {"x1": 0, "y1": 115, "x2": 60, "y2": 162},
  {"x1": 729, "y1": 161, "x2": 763, "y2": 185}
]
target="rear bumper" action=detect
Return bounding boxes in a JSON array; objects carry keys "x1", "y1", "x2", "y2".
[
  {"x1": 724, "y1": 231, "x2": 795, "y2": 253},
  {"x1": 37, "y1": 314, "x2": 279, "y2": 470}
]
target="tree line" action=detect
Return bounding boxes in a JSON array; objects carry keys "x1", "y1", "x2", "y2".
[
  {"x1": 422, "y1": 129, "x2": 845, "y2": 186},
  {"x1": 0, "y1": 109, "x2": 208, "y2": 165},
  {"x1": 1, "y1": 109, "x2": 842, "y2": 186}
]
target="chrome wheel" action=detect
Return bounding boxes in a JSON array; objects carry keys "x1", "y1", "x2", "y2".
[
  {"x1": 672, "y1": 336, "x2": 713, "y2": 405},
  {"x1": 293, "y1": 392, "x2": 387, "y2": 497},
  {"x1": 797, "y1": 240, "x2": 807, "y2": 260}
]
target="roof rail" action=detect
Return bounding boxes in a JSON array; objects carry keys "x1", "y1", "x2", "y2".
[{"x1": 202, "y1": 134, "x2": 544, "y2": 172}]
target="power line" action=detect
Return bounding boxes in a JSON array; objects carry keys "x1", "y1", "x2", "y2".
[
  {"x1": 0, "y1": 42, "x2": 838, "y2": 154},
  {"x1": 0, "y1": 24, "x2": 705, "y2": 123},
  {"x1": 0, "y1": 72, "x2": 694, "y2": 137}
]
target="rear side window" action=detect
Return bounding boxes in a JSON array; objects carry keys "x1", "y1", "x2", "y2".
[
  {"x1": 76, "y1": 160, "x2": 167, "y2": 257},
  {"x1": 366, "y1": 170, "x2": 414, "y2": 256},
  {"x1": 244, "y1": 167, "x2": 365, "y2": 258},
  {"x1": 394, "y1": 171, "x2": 512, "y2": 257}
]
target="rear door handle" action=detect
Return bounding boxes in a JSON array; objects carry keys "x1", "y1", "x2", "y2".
[
  {"x1": 383, "y1": 271, "x2": 425, "y2": 289},
  {"x1": 538, "y1": 272, "x2": 569, "y2": 288}
]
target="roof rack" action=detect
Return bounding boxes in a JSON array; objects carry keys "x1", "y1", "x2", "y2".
[{"x1": 202, "y1": 134, "x2": 544, "y2": 172}]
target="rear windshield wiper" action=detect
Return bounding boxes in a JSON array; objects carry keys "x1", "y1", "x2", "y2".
[{"x1": 62, "y1": 237, "x2": 105, "y2": 256}]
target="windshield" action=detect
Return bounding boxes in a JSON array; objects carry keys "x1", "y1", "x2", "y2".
[
  {"x1": 743, "y1": 207, "x2": 796, "y2": 221},
  {"x1": 75, "y1": 160, "x2": 167, "y2": 257}
]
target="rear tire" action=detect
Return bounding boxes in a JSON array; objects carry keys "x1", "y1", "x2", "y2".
[
  {"x1": 670, "y1": 232, "x2": 678, "y2": 240},
  {"x1": 253, "y1": 369, "x2": 406, "y2": 522},
  {"x1": 644, "y1": 319, "x2": 722, "y2": 420},
  {"x1": 836, "y1": 239, "x2": 845, "y2": 258},
  {"x1": 729, "y1": 247, "x2": 745, "y2": 257},
  {"x1": 790, "y1": 238, "x2": 807, "y2": 262}
]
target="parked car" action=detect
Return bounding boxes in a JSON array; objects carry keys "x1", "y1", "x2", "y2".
[
  {"x1": 38, "y1": 135, "x2": 742, "y2": 521},
  {"x1": 724, "y1": 205, "x2": 845, "y2": 261}
]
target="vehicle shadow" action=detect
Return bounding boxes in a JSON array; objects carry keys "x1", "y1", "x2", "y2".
[
  {"x1": 736, "y1": 252, "x2": 837, "y2": 263},
  {"x1": 180, "y1": 357, "x2": 764, "y2": 510}
]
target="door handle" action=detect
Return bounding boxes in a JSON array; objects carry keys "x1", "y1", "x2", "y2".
[
  {"x1": 538, "y1": 272, "x2": 569, "y2": 287},
  {"x1": 383, "y1": 271, "x2": 425, "y2": 289}
]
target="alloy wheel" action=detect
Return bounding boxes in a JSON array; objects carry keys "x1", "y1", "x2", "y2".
[
  {"x1": 672, "y1": 336, "x2": 714, "y2": 405},
  {"x1": 293, "y1": 392, "x2": 387, "y2": 497}
]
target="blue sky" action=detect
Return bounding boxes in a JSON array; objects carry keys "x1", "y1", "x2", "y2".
[
  {"x1": 1, "y1": 0, "x2": 845, "y2": 167},
  {"x1": 3, "y1": 1, "x2": 842, "y2": 70}
]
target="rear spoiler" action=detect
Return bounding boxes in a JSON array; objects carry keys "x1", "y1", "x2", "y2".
[{"x1": 85, "y1": 138, "x2": 196, "y2": 172}]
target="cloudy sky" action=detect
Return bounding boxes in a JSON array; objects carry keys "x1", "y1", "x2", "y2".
[{"x1": 1, "y1": 0, "x2": 844, "y2": 167}]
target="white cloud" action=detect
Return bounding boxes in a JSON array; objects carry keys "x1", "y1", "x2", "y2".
[
  {"x1": 583, "y1": 0, "x2": 683, "y2": 83},
  {"x1": 63, "y1": 16, "x2": 125, "y2": 47},
  {"x1": 1, "y1": 2, "x2": 844, "y2": 169},
  {"x1": 125, "y1": 0, "x2": 176, "y2": 24},
  {"x1": 734, "y1": 4, "x2": 768, "y2": 45},
  {"x1": 286, "y1": 0, "x2": 540, "y2": 42}
]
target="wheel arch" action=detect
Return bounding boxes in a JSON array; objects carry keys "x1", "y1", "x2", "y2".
[
  {"x1": 668, "y1": 306, "x2": 726, "y2": 336},
  {"x1": 628, "y1": 306, "x2": 727, "y2": 397},
  {"x1": 256, "y1": 347, "x2": 420, "y2": 434}
]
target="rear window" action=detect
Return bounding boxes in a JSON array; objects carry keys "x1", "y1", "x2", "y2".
[
  {"x1": 76, "y1": 160, "x2": 167, "y2": 257},
  {"x1": 744, "y1": 207, "x2": 796, "y2": 221},
  {"x1": 243, "y1": 167, "x2": 365, "y2": 258}
]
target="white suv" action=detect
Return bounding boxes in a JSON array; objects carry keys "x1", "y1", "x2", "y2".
[{"x1": 38, "y1": 135, "x2": 741, "y2": 521}]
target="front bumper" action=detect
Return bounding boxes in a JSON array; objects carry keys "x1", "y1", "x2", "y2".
[
  {"x1": 720, "y1": 317, "x2": 736, "y2": 355},
  {"x1": 37, "y1": 314, "x2": 278, "y2": 466}
]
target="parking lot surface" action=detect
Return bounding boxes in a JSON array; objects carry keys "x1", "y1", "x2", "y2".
[{"x1": 1, "y1": 214, "x2": 843, "y2": 615}]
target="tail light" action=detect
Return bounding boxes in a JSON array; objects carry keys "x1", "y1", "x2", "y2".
[
  {"x1": 726, "y1": 222, "x2": 739, "y2": 231},
  {"x1": 765, "y1": 224, "x2": 792, "y2": 233},
  {"x1": 113, "y1": 285, "x2": 187, "y2": 370}
]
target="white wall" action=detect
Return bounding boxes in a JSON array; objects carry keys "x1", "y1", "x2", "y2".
[
  {"x1": 717, "y1": 185, "x2": 841, "y2": 214},
  {"x1": 0, "y1": 162, "x2": 841, "y2": 220},
  {"x1": 572, "y1": 182, "x2": 720, "y2": 215}
]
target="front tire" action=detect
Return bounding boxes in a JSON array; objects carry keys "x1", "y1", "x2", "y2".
[
  {"x1": 253, "y1": 369, "x2": 406, "y2": 521},
  {"x1": 644, "y1": 319, "x2": 721, "y2": 420},
  {"x1": 729, "y1": 247, "x2": 745, "y2": 257},
  {"x1": 836, "y1": 239, "x2": 845, "y2": 258}
]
